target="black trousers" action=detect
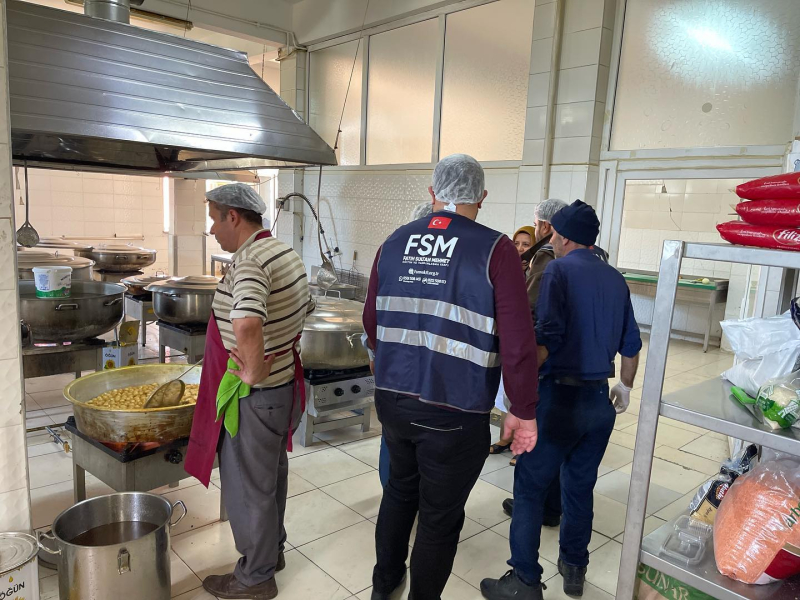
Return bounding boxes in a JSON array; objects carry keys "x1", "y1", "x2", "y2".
[{"x1": 372, "y1": 390, "x2": 490, "y2": 600}]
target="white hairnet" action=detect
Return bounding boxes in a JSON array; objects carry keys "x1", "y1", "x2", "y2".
[
  {"x1": 206, "y1": 183, "x2": 267, "y2": 215},
  {"x1": 431, "y1": 154, "x2": 485, "y2": 205},
  {"x1": 410, "y1": 202, "x2": 434, "y2": 221},
  {"x1": 534, "y1": 198, "x2": 568, "y2": 223}
]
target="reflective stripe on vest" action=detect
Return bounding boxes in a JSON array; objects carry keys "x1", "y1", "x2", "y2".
[{"x1": 374, "y1": 212, "x2": 503, "y2": 413}]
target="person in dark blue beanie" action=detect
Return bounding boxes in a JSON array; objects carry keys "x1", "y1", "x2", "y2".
[
  {"x1": 549, "y1": 199, "x2": 600, "y2": 248},
  {"x1": 482, "y1": 200, "x2": 642, "y2": 600}
]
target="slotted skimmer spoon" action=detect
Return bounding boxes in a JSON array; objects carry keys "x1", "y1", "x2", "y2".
[
  {"x1": 144, "y1": 359, "x2": 204, "y2": 408},
  {"x1": 16, "y1": 162, "x2": 39, "y2": 248}
]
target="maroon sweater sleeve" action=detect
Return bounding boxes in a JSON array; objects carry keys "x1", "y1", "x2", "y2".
[
  {"x1": 490, "y1": 236, "x2": 539, "y2": 419},
  {"x1": 362, "y1": 246, "x2": 381, "y2": 350}
]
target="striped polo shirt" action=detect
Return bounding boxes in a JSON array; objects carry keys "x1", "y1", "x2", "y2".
[{"x1": 212, "y1": 229, "x2": 313, "y2": 388}]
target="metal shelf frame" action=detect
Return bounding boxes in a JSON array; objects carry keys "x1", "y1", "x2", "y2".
[{"x1": 616, "y1": 241, "x2": 800, "y2": 599}]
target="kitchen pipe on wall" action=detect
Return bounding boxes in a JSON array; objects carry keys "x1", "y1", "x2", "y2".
[{"x1": 541, "y1": 0, "x2": 566, "y2": 200}]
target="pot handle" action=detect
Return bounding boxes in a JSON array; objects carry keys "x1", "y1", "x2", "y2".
[
  {"x1": 114, "y1": 255, "x2": 129, "y2": 260},
  {"x1": 55, "y1": 303, "x2": 79, "y2": 311},
  {"x1": 103, "y1": 298, "x2": 123, "y2": 307},
  {"x1": 346, "y1": 333, "x2": 361, "y2": 349},
  {"x1": 37, "y1": 530, "x2": 61, "y2": 556},
  {"x1": 170, "y1": 500, "x2": 188, "y2": 527}
]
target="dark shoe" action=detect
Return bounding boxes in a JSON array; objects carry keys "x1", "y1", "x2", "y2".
[
  {"x1": 202, "y1": 573, "x2": 278, "y2": 599},
  {"x1": 558, "y1": 558, "x2": 587, "y2": 597},
  {"x1": 502, "y1": 498, "x2": 514, "y2": 517},
  {"x1": 277, "y1": 551, "x2": 285, "y2": 572},
  {"x1": 543, "y1": 514, "x2": 561, "y2": 528},
  {"x1": 480, "y1": 570, "x2": 545, "y2": 600},
  {"x1": 370, "y1": 573, "x2": 406, "y2": 599}
]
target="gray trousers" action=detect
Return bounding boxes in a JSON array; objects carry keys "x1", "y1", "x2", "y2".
[{"x1": 218, "y1": 382, "x2": 301, "y2": 586}]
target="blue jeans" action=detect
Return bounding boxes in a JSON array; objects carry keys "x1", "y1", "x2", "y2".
[
  {"x1": 509, "y1": 378, "x2": 615, "y2": 585},
  {"x1": 379, "y1": 435, "x2": 390, "y2": 488}
]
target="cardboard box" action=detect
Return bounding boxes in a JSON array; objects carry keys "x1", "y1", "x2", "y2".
[{"x1": 102, "y1": 344, "x2": 138, "y2": 370}]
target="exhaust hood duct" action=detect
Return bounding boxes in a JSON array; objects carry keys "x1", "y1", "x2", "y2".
[
  {"x1": 84, "y1": 0, "x2": 143, "y2": 24},
  {"x1": 7, "y1": 0, "x2": 337, "y2": 174}
]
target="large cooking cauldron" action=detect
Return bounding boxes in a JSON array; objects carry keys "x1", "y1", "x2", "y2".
[
  {"x1": 301, "y1": 296, "x2": 369, "y2": 369},
  {"x1": 18, "y1": 280, "x2": 124, "y2": 342},
  {"x1": 77, "y1": 244, "x2": 157, "y2": 273},
  {"x1": 147, "y1": 276, "x2": 218, "y2": 325},
  {"x1": 64, "y1": 364, "x2": 200, "y2": 443}
]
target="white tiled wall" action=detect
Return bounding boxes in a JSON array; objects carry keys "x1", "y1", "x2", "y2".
[
  {"x1": 617, "y1": 178, "x2": 743, "y2": 278},
  {"x1": 0, "y1": 0, "x2": 31, "y2": 532},
  {"x1": 13, "y1": 169, "x2": 169, "y2": 274},
  {"x1": 618, "y1": 178, "x2": 746, "y2": 345},
  {"x1": 170, "y1": 179, "x2": 207, "y2": 277},
  {"x1": 283, "y1": 166, "x2": 598, "y2": 276}
]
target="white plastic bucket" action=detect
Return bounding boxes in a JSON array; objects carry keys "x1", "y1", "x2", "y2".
[
  {"x1": 32, "y1": 265, "x2": 72, "y2": 297},
  {"x1": 0, "y1": 532, "x2": 39, "y2": 600}
]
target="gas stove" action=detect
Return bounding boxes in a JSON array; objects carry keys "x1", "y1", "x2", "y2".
[
  {"x1": 157, "y1": 320, "x2": 207, "y2": 363},
  {"x1": 65, "y1": 417, "x2": 226, "y2": 520},
  {"x1": 297, "y1": 365, "x2": 375, "y2": 447}
]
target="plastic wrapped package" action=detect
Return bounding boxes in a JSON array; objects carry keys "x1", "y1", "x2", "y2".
[
  {"x1": 717, "y1": 221, "x2": 800, "y2": 252},
  {"x1": 635, "y1": 565, "x2": 715, "y2": 600},
  {"x1": 689, "y1": 444, "x2": 758, "y2": 524},
  {"x1": 736, "y1": 173, "x2": 800, "y2": 201},
  {"x1": 721, "y1": 313, "x2": 800, "y2": 398},
  {"x1": 756, "y1": 373, "x2": 800, "y2": 429},
  {"x1": 714, "y1": 456, "x2": 800, "y2": 584},
  {"x1": 735, "y1": 199, "x2": 800, "y2": 227}
]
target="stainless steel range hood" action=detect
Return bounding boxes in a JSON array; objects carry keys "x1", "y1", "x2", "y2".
[{"x1": 7, "y1": 0, "x2": 336, "y2": 174}]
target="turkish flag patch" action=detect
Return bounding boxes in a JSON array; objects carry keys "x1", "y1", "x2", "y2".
[{"x1": 428, "y1": 217, "x2": 452, "y2": 230}]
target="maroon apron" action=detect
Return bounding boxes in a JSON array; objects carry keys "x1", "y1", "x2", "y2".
[{"x1": 184, "y1": 231, "x2": 306, "y2": 486}]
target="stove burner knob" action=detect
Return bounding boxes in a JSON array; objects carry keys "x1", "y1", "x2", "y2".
[
  {"x1": 351, "y1": 385, "x2": 362, "y2": 394},
  {"x1": 166, "y1": 450, "x2": 184, "y2": 465},
  {"x1": 334, "y1": 387, "x2": 345, "y2": 397}
]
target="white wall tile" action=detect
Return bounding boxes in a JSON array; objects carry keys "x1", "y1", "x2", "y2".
[
  {"x1": 0, "y1": 219, "x2": 14, "y2": 290},
  {"x1": 527, "y1": 72, "x2": 551, "y2": 107},
  {"x1": 529, "y1": 37, "x2": 553, "y2": 75},
  {"x1": 0, "y1": 488, "x2": 31, "y2": 532},
  {"x1": 525, "y1": 106, "x2": 547, "y2": 140},
  {"x1": 552, "y1": 136, "x2": 592, "y2": 164},
  {"x1": 532, "y1": 1, "x2": 556, "y2": 40},
  {"x1": 0, "y1": 145, "x2": 10, "y2": 219},
  {"x1": 555, "y1": 101, "x2": 595, "y2": 138},
  {"x1": 564, "y1": 0, "x2": 605, "y2": 33},
  {"x1": 0, "y1": 426, "x2": 27, "y2": 495},
  {"x1": 556, "y1": 65, "x2": 599, "y2": 104},
  {"x1": 523, "y1": 139, "x2": 545, "y2": 165},
  {"x1": 517, "y1": 170, "x2": 543, "y2": 204},
  {"x1": 560, "y1": 28, "x2": 602, "y2": 70}
]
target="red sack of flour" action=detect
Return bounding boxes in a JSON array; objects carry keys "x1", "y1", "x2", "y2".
[
  {"x1": 717, "y1": 221, "x2": 800, "y2": 251},
  {"x1": 737, "y1": 173, "x2": 800, "y2": 200},
  {"x1": 735, "y1": 199, "x2": 800, "y2": 227}
]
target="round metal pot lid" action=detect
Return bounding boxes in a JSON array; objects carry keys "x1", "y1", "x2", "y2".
[
  {"x1": 304, "y1": 297, "x2": 365, "y2": 332},
  {"x1": 35, "y1": 238, "x2": 94, "y2": 252},
  {"x1": 18, "y1": 280, "x2": 125, "y2": 300},
  {"x1": 90, "y1": 244, "x2": 156, "y2": 254},
  {"x1": 18, "y1": 254, "x2": 94, "y2": 271},
  {"x1": 0, "y1": 533, "x2": 38, "y2": 573},
  {"x1": 120, "y1": 274, "x2": 170, "y2": 287},
  {"x1": 146, "y1": 275, "x2": 220, "y2": 295}
]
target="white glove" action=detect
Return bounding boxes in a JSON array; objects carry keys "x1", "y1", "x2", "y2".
[{"x1": 610, "y1": 382, "x2": 632, "y2": 414}]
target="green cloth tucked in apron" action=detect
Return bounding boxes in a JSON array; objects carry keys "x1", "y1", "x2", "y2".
[{"x1": 216, "y1": 358, "x2": 251, "y2": 437}]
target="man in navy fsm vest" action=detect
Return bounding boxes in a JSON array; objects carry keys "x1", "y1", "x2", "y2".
[
  {"x1": 362, "y1": 154, "x2": 541, "y2": 600},
  {"x1": 481, "y1": 201, "x2": 642, "y2": 600}
]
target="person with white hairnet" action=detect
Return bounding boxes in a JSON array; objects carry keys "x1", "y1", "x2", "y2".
[
  {"x1": 185, "y1": 182, "x2": 314, "y2": 600},
  {"x1": 362, "y1": 154, "x2": 540, "y2": 600}
]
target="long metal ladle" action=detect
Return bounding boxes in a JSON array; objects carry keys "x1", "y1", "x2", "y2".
[{"x1": 16, "y1": 161, "x2": 39, "y2": 248}]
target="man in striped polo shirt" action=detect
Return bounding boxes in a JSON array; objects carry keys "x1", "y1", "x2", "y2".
[{"x1": 196, "y1": 183, "x2": 313, "y2": 600}]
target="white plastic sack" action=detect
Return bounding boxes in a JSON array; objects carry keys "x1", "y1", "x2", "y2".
[
  {"x1": 721, "y1": 313, "x2": 800, "y2": 359},
  {"x1": 495, "y1": 377, "x2": 508, "y2": 413},
  {"x1": 721, "y1": 313, "x2": 800, "y2": 398}
]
